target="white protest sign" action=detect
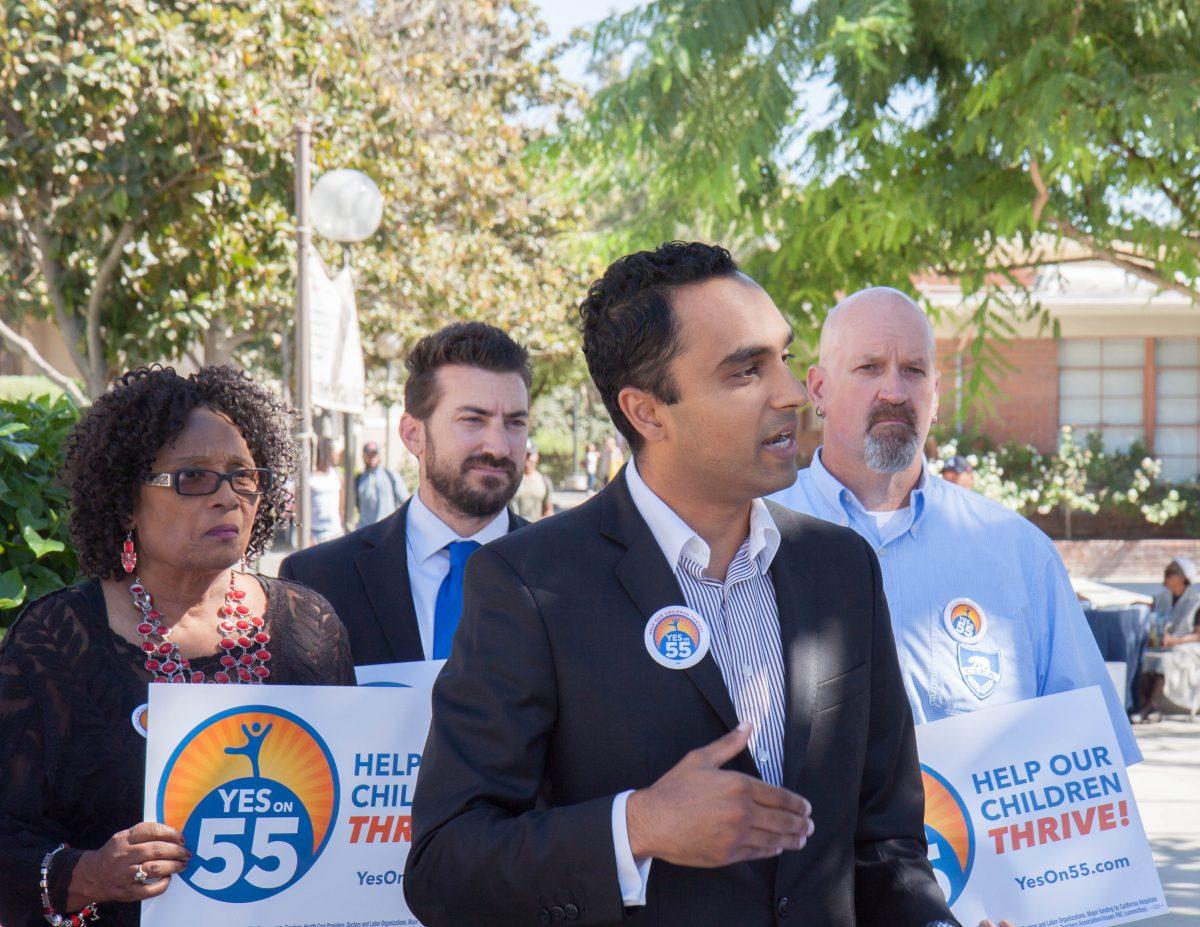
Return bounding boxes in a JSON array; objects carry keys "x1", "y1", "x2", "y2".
[
  {"x1": 142, "y1": 684, "x2": 434, "y2": 927},
  {"x1": 355, "y1": 659, "x2": 445, "y2": 690},
  {"x1": 916, "y1": 687, "x2": 1166, "y2": 927}
]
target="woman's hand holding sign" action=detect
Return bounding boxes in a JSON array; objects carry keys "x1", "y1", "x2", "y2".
[
  {"x1": 625, "y1": 722, "x2": 814, "y2": 867},
  {"x1": 68, "y1": 822, "x2": 191, "y2": 907}
]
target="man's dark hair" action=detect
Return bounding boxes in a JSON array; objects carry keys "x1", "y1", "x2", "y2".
[
  {"x1": 403, "y1": 322, "x2": 532, "y2": 419},
  {"x1": 578, "y1": 241, "x2": 739, "y2": 450}
]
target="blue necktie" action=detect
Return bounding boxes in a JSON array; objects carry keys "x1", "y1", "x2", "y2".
[{"x1": 432, "y1": 540, "x2": 480, "y2": 659}]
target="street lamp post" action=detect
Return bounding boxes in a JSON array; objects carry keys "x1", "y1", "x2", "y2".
[
  {"x1": 294, "y1": 155, "x2": 384, "y2": 548},
  {"x1": 376, "y1": 331, "x2": 406, "y2": 469},
  {"x1": 294, "y1": 120, "x2": 314, "y2": 550}
]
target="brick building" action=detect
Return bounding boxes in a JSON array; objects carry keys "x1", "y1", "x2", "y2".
[{"x1": 925, "y1": 258, "x2": 1200, "y2": 482}]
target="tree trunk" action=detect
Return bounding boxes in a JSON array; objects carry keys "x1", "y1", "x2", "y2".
[{"x1": 0, "y1": 317, "x2": 89, "y2": 405}]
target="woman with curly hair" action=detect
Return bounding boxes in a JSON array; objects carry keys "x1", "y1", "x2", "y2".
[{"x1": 0, "y1": 366, "x2": 355, "y2": 927}]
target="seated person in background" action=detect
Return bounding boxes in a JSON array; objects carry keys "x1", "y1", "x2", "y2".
[{"x1": 1136, "y1": 557, "x2": 1200, "y2": 723}]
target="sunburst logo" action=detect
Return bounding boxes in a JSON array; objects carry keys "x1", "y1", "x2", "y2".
[
  {"x1": 644, "y1": 606, "x2": 711, "y2": 669},
  {"x1": 921, "y1": 763, "x2": 974, "y2": 907},
  {"x1": 156, "y1": 706, "x2": 339, "y2": 902}
]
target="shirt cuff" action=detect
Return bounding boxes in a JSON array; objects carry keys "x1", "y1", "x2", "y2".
[{"x1": 611, "y1": 790, "x2": 652, "y2": 906}]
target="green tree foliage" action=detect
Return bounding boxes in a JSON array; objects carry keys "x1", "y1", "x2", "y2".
[
  {"x1": 559, "y1": 0, "x2": 1200, "y2": 386},
  {"x1": 328, "y1": 0, "x2": 589, "y2": 392},
  {"x1": 0, "y1": 0, "x2": 331, "y2": 397},
  {"x1": 1, "y1": 0, "x2": 587, "y2": 398},
  {"x1": 0, "y1": 392, "x2": 79, "y2": 627}
]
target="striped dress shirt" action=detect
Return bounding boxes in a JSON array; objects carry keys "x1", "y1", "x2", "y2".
[
  {"x1": 610, "y1": 458, "x2": 788, "y2": 905},
  {"x1": 625, "y1": 458, "x2": 787, "y2": 784}
]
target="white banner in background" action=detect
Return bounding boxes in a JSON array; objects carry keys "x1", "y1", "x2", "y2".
[{"x1": 308, "y1": 249, "x2": 365, "y2": 415}]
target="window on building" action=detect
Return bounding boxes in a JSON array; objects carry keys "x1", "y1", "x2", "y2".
[
  {"x1": 1058, "y1": 338, "x2": 1145, "y2": 452},
  {"x1": 1155, "y1": 338, "x2": 1200, "y2": 483}
]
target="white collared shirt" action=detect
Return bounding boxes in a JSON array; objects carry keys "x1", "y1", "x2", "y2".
[
  {"x1": 405, "y1": 487, "x2": 510, "y2": 660},
  {"x1": 612, "y1": 458, "x2": 786, "y2": 906}
]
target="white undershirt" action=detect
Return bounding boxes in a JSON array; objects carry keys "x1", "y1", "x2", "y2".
[{"x1": 865, "y1": 506, "x2": 911, "y2": 539}]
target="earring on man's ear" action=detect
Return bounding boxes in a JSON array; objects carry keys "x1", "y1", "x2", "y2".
[
  {"x1": 814, "y1": 407, "x2": 826, "y2": 419},
  {"x1": 121, "y1": 530, "x2": 137, "y2": 574}
]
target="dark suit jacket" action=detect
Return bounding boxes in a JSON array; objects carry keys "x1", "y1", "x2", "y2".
[
  {"x1": 278, "y1": 499, "x2": 527, "y2": 665},
  {"x1": 404, "y1": 472, "x2": 954, "y2": 927}
]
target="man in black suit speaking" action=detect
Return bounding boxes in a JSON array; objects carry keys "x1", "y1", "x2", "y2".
[
  {"x1": 404, "y1": 243, "x2": 956, "y2": 926},
  {"x1": 280, "y1": 323, "x2": 529, "y2": 665}
]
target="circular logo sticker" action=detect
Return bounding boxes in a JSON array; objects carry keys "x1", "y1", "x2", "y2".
[
  {"x1": 943, "y1": 598, "x2": 987, "y2": 644},
  {"x1": 921, "y1": 763, "x2": 975, "y2": 906},
  {"x1": 131, "y1": 703, "x2": 150, "y2": 739},
  {"x1": 156, "y1": 706, "x2": 339, "y2": 903},
  {"x1": 644, "y1": 606, "x2": 710, "y2": 670}
]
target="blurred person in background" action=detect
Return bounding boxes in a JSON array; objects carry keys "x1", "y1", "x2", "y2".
[
  {"x1": 940, "y1": 455, "x2": 975, "y2": 490},
  {"x1": 355, "y1": 439, "x2": 408, "y2": 528},
  {"x1": 1136, "y1": 557, "x2": 1200, "y2": 723},
  {"x1": 513, "y1": 440, "x2": 555, "y2": 522},
  {"x1": 0, "y1": 366, "x2": 354, "y2": 927},
  {"x1": 584, "y1": 441, "x2": 600, "y2": 491},
  {"x1": 308, "y1": 436, "x2": 344, "y2": 544}
]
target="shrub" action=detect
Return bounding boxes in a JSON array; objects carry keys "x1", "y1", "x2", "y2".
[
  {"x1": 932, "y1": 426, "x2": 1198, "y2": 536},
  {"x1": 0, "y1": 393, "x2": 80, "y2": 628}
]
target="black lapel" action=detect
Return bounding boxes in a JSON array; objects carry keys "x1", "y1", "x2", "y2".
[
  {"x1": 767, "y1": 503, "x2": 821, "y2": 793},
  {"x1": 355, "y1": 502, "x2": 424, "y2": 661},
  {"x1": 603, "y1": 471, "x2": 744, "y2": 736}
]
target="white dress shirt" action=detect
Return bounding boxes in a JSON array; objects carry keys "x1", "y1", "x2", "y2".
[
  {"x1": 612, "y1": 459, "x2": 785, "y2": 906},
  {"x1": 405, "y1": 487, "x2": 510, "y2": 660}
]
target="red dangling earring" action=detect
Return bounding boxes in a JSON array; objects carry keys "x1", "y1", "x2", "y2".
[{"x1": 121, "y1": 530, "x2": 137, "y2": 574}]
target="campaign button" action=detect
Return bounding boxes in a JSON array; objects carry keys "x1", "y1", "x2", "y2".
[{"x1": 643, "y1": 606, "x2": 710, "y2": 670}]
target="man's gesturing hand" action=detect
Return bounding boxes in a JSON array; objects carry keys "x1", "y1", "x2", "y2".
[{"x1": 625, "y1": 722, "x2": 813, "y2": 868}]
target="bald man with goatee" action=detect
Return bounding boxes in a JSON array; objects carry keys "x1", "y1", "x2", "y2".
[{"x1": 770, "y1": 287, "x2": 1138, "y2": 757}]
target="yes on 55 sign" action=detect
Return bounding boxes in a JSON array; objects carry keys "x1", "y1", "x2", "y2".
[{"x1": 142, "y1": 683, "x2": 435, "y2": 927}]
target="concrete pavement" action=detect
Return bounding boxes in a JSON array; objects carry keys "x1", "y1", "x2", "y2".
[{"x1": 1129, "y1": 719, "x2": 1200, "y2": 925}]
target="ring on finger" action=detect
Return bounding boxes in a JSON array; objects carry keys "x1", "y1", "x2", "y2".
[{"x1": 133, "y1": 865, "x2": 149, "y2": 884}]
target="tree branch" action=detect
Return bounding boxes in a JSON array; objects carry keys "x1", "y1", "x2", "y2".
[
  {"x1": 0, "y1": 316, "x2": 89, "y2": 405},
  {"x1": 21, "y1": 211, "x2": 99, "y2": 392},
  {"x1": 1029, "y1": 154, "x2": 1050, "y2": 226},
  {"x1": 84, "y1": 221, "x2": 136, "y2": 391},
  {"x1": 1052, "y1": 219, "x2": 1200, "y2": 302}
]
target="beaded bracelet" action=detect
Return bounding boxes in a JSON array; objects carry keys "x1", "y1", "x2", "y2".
[{"x1": 39, "y1": 844, "x2": 100, "y2": 927}]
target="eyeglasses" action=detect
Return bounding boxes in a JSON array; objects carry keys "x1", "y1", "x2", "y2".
[{"x1": 144, "y1": 468, "x2": 274, "y2": 497}]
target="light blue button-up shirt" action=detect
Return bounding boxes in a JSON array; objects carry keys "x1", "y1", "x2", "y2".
[{"x1": 769, "y1": 449, "x2": 1141, "y2": 765}]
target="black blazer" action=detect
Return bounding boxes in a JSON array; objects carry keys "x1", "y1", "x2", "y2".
[
  {"x1": 404, "y1": 471, "x2": 954, "y2": 927},
  {"x1": 278, "y1": 499, "x2": 527, "y2": 665}
]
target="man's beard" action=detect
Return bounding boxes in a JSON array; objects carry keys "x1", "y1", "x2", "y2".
[
  {"x1": 425, "y1": 434, "x2": 520, "y2": 519},
  {"x1": 863, "y1": 401, "x2": 922, "y2": 474}
]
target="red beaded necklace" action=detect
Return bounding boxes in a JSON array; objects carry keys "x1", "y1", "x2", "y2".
[{"x1": 130, "y1": 571, "x2": 271, "y2": 684}]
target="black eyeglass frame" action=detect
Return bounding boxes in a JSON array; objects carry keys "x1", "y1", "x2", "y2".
[{"x1": 144, "y1": 468, "x2": 275, "y2": 497}]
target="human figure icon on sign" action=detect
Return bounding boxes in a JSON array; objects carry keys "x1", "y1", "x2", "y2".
[{"x1": 224, "y1": 721, "x2": 273, "y2": 778}]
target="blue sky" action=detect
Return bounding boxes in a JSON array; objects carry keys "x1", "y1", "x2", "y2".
[{"x1": 532, "y1": 0, "x2": 644, "y2": 82}]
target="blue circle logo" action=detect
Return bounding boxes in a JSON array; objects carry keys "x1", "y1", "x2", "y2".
[{"x1": 157, "y1": 707, "x2": 339, "y2": 903}]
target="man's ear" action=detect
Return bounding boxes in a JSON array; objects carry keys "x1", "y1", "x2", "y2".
[
  {"x1": 617, "y1": 386, "x2": 667, "y2": 447},
  {"x1": 399, "y1": 412, "x2": 425, "y2": 459},
  {"x1": 806, "y1": 365, "x2": 827, "y2": 413}
]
